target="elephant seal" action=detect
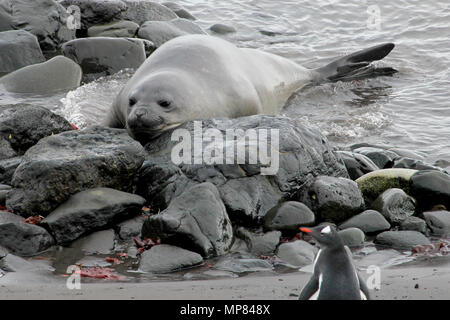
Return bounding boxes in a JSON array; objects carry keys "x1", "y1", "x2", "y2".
[{"x1": 105, "y1": 34, "x2": 396, "y2": 142}]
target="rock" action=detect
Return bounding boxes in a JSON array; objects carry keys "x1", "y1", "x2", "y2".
[
  {"x1": 0, "y1": 245, "x2": 7, "y2": 259},
  {"x1": 0, "y1": 104, "x2": 73, "y2": 155},
  {"x1": 264, "y1": 201, "x2": 315, "y2": 233},
  {"x1": 139, "y1": 38, "x2": 157, "y2": 57},
  {"x1": 0, "y1": 253, "x2": 51, "y2": 272},
  {"x1": 162, "y1": 2, "x2": 196, "y2": 20},
  {"x1": 348, "y1": 142, "x2": 392, "y2": 151},
  {"x1": 138, "y1": 244, "x2": 203, "y2": 273},
  {"x1": 374, "y1": 231, "x2": 430, "y2": 250},
  {"x1": 141, "y1": 182, "x2": 233, "y2": 258},
  {"x1": 0, "y1": 156, "x2": 22, "y2": 184},
  {"x1": 213, "y1": 257, "x2": 273, "y2": 273},
  {"x1": 336, "y1": 151, "x2": 379, "y2": 180},
  {"x1": 71, "y1": 229, "x2": 115, "y2": 254},
  {"x1": 0, "y1": 30, "x2": 45, "y2": 75},
  {"x1": 296, "y1": 176, "x2": 365, "y2": 223},
  {"x1": 353, "y1": 147, "x2": 398, "y2": 169},
  {"x1": 338, "y1": 228, "x2": 365, "y2": 247},
  {"x1": 400, "y1": 216, "x2": 428, "y2": 234},
  {"x1": 209, "y1": 23, "x2": 236, "y2": 34},
  {"x1": 137, "y1": 116, "x2": 348, "y2": 226},
  {"x1": 0, "y1": 138, "x2": 17, "y2": 160},
  {"x1": 409, "y1": 170, "x2": 450, "y2": 211},
  {"x1": 393, "y1": 157, "x2": 444, "y2": 172},
  {"x1": 423, "y1": 210, "x2": 450, "y2": 236},
  {"x1": 116, "y1": 215, "x2": 146, "y2": 240},
  {"x1": 0, "y1": 184, "x2": 11, "y2": 205},
  {"x1": 0, "y1": 0, "x2": 75, "y2": 51},
  {"x1": 42, "y1": 188, "x2": 145, "y2": 244},
  {"x1": 137, "y1": 18, "x2": 206, "y2": 47},
  {"x1": 0, "y1": 210, "x2": 22, "y2": 225},
  {"x1": 7, "y1": 126, "x2": 145, "y2": 217},
  {"x1": 339, "y1": 210, "x2": 390, "y2": 234},
  {"x1": 371, "y1": 188, "x2": 416, "y2": 225},
  {"x1": 388, "y1": 148, "x2": 425, "y2": 160},
  {"x1": 87, "y1": 20, "x2": 139, "y2": 38},
  {"x1": 434, "y1": 159, "x2": 450, "y2": 170},
  {"x1": 62, "y1": 37, "x2": 146, "y2": 81},
  {"x1": 0, "y1": 56, "x2": 82, "y2": 94},
  {"x1": 0, "y1": 222, "x2": 55, "y2": 256},
  {"x1": 236, "y1": 228, "x2": 281, "y2": 255},
  {"x1": 355, "y1": 168, "x2": 417, "y2": 205},
  {"x1": 60, "y1": 0, "x2": 177, "y2": 31},
  {"x1": 276, "y1": 240, "x2": 318, "y2": 267}
]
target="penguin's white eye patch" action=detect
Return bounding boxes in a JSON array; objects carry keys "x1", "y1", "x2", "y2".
[{"x1": 321, "y1": 226, "x2": 331, "y2": 234}]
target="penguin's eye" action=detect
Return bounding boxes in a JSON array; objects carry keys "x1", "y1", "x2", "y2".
[
  {"x1": 321, "y1": 226, "x2": 331, "y2": 234},
  {"x1": 129, "y1": 97, "x2": 137, "y2": 107},
  {"x1": 158, "y1": 100, "x2": 171, "y2": 108}
]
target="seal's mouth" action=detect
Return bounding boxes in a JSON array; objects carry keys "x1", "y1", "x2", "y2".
[{"x1": 127, "y1": 122, "x2": 183, "y2": 143}]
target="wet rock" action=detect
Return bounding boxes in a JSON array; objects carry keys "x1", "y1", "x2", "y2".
[
  {"x1": 42, "y1": 188, "x2": 145, "y2": 244},
  {"x1": 338, "y1": 228, "x2": 365, "y2": 247},
  {"x1": 400, "y1": 216, "x2": 427, "y2": 234},
  {"x1": 336, "y1": 151, "x2": 379, "y2": 180},
  {"x1": 87, "y1": 20, "x2": 139, "y2": 38},
  {"x1": 393, "y1": 157, "x2": 444, "y2": 172},
  {"x1": 296, "y1": 176, "x2": 365, "y2": 223},
  {"x1": 434, "y1": 159, "x2": 450, "y2": 170},
  {"x1": 137, "y1": 18, "x2": 206, "y2": 47},
  {"x1": 139, "y1": 244, "x2": 203, "y2": 273},
  {"x1": 0, "y1": 104, "x2": 73, "y2": 155},
  {"x1": 0, "y1": 30, "x2": 45, "y2": 75},
  {"x1": 137, "y1": 116, "x2": 348, "y2": 226},
  {"x1": 116, "y1": 215, "x2": 146, "y2": 240},
  {"x1": 0, "y1": 210, "x2": 22, "y2": 224},
  {"x1": 353, "y1": 147, "x2": 398, "y2": 169},
  {"x1": 339, "y1": 210, "x2": 390, "y2": 234},
  {"x1": 162, "y1": 2, "x2": 196, "y2": 20},
  {"x1": 0, "y1": 156, "x2": 22, "y2": 184},
  {"x1": 409, "y1": 170, "x2": 450, "y2": 211},
  {"x1": 0, "y1": 245, "x2": 7, "y2": 259},
  {"x1": 0, "y1": 184, "x2": 11, "y2": 205},
  {"x1": 0, "y1": 222, "x2": 55, "y2": 256},
  {"x1": 0, "y1": 138, "x2": 17, "y2": 160},
  {"x1": 142, "y1": 182, "x2": 233, "y2": 258},
  {"x1": 371, "y1": 188, "x2": 416, "y2": 225},
  {"x1": 120, "y1": 0, "x2": 178, "y2": 25},
  {"x1": 0, "y1": 0, "x2": 75, "y2": 51},
  {"x1": 0, "y1": 56, "x2": 82, "y2": 94},
  {"x1": 264, "y1": 201, "x2": 315, "y2": 233},
  {"x1": 209, "y1": 23, "x2": 237, "y2": 34},
  {"x1": 71, "y1": 229, "x2": 115, "y2": 254},
  {"x1": 276, "y1": 240, "x2": 318, "y2": 267},
  {"x1": 7, "y1": 126, "x2": 145, "y2": 217},
  {"x1": 62, "y1": 37, "x2": 146, "y2": 81},
  {"x1": 388, "y1": 148, "x2": 425, "y2": 160},
  {"x1": 214, "y1": 257, "x2": 273, "y2": 273},
  {"x1": 0, "y1": 253, "x2": 52, "y2": 272},
  {"x1": 374, "y1": 231, "x2": 430, "y2": 250},
  {"x1": 236, "y1": 228, "x2": 281, "y2": 255},
  {"x1": 355, "y1": 168, "x2": 417, "y2": 205},
  {"x1": 423, "y1": 210, "x2": 450, "y2": 236}
]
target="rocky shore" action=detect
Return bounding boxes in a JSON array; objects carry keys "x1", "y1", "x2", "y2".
[{"x1": 1, "y1": 0, "x2": 449, "y2": 297}]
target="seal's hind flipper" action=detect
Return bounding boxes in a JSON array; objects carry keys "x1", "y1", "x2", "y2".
[{"x1": 314, "y1": 43, "x2": 397, "y2": 82}]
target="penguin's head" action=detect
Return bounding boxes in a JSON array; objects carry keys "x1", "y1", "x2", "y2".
[{"x1": 299, "y1": 224, "x2": 342, "y2": 248}]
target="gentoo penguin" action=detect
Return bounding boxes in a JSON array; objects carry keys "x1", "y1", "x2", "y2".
[{"x1": 298, "y1": 225, "x2": 370, "y2": 300}]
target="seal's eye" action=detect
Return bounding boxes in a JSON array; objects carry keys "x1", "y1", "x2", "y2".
[
  {"x1": 158, "y1": 100, "x2": 171, "y2": 108},
  {"x1": 129, "y1": 97, "x2": 137, "y2": 107}
]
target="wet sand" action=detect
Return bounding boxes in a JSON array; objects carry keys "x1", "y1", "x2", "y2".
[{"x1": 1, "y1": 264, "x2": 449, "y2": 300}]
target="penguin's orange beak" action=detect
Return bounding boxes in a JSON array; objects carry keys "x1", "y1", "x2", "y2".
[{"x1": 299, "y1": 227, "x2": 312, "y2": 233}]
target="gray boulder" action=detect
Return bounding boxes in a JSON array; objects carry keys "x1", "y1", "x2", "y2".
[
  {"x1": 0, "y1": 104, "x2": 73, "y2": 155},
  {"x1": 409, "y1": 170, "x2": 450, "y2": 211},
  {"x1": 120, "y1": 0, "x2": 177, "y2": 25},
  {"x1": 70, "y1": 229, "x2": 115, "y2": 254},
  {"x1": 137, "y1": 116, "x2": 348, "y2": 226},
  {"x1": 336, "y1": 150, "x2": 379, "y2": 180},
  {"x1": 138, "y1": 18, "x2": 206, "y2": 47},
  {"x1": 0, "y1": 210, "x2": 22, "y2": 225},
  {"x1": 139, "y1": 244, "x2": 203, "y2": 273},
  {"x1": 209, "y1": 23, "x2": 236, "y2": 34},
  {"x1": 116, "y1": 215, "x2": 146, "y2": 240},
  {"x1": 87, "y1": 20, "x2": 139, "y2": 38},
  {"x1": 371, "y1": 188, "x2": 416, "y2": 225},
  {"x1": 0, "y1": 138, "x2": 17, "y2": 160},
  {"x1": 296, "y1": 176, "x2": 365, "y2": 223},
  {"x1": 423, "y1": 210, "x2": 450, "y2": 236},
  {"x1": 0, "y1": 0, "x2": 75, "y2": 51},
  {"x1": 213, "y1": 257, "x2": 273, "y2": 273},
  {"x1": 0, "y1": 222, "x2": 55, "y2": 256},
  {"x1": 264, "y1": 201, "x2": 315, "y2": 233},
  {"x1": 0, "y1": 156, "x2": 22, "y2": 184},
  {"x1": 353, "y1": 147, "x2": 398, "y2": 169},
  {"x1": 0, "y1": 56, "x2": 82, "y2": 94},
  {"x1": 393, "y1": 157, "x2": 444, "y2": 172},
  {"x1": 6, "y1": 126, "x2": 145, "y2": 217},
  {"x1": 0, "y1": 30, "x2": 45, "y2": 75},
  {"x1": 42, "y1": 188, "x2": 145, "y2": 244},
  {"x1": 339, "y1": 210, "x2": 390, "y2": 234},
  {"x1": 62, "y1": 37, "x2": 146, "y2": 81},
  {"x1": 141, "y1": 182, "x2": 233, "y2": 258},
  {"x1": 400, "y1": 216, "x2": 428, "y2": 234},
  {"x1": 235, "y1": 228, "x2": 281, "y2": 255},
  {"x1": 276, "y1": 240, "x2": 318, "y2": 267},
  {"x1": 374, "y1": 231, "x2": 430, "y2": 250},
  {"x1": 162, "y1": 2, "x2": 196, "y2": 20},
  {"x1": 338, "y1": 227, "x2": 365, "y2": 247},
  {"x1": 0, "y1": 184, "x2": 11, "y2": 205}
]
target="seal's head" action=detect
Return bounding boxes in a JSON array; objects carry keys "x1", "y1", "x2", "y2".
[{"x1": 125, "y1": 71, "x2": 197, "y2": 142}]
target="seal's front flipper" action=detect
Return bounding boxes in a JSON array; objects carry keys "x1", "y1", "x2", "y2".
[{"x1": 314, "y1": 43, "x2": 397, "y2": 82}]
